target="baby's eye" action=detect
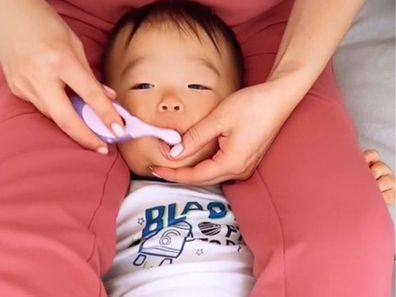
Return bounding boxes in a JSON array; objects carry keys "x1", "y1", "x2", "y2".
[
  {"x1": 188, "y1": 84, "x2": 210, "y2": 90},
  {"x1": 131, "y1": 83, "x2": 154, "y2": 90}
]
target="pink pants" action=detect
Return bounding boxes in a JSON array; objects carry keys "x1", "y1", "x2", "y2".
[{"x1": 0, "y1": 1, "x2": 393, "y2": 297}]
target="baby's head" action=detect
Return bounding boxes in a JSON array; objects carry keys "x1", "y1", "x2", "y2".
[{"x1": 103, "y1": 0, "x2": 243, "y2": 177}]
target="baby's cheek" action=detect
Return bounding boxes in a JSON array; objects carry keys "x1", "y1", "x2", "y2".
[{"x1": 117, "y1": 141, "x2": 151, "y2": 177}]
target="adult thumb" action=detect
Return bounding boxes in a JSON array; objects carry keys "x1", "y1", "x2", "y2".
[{"x1": 169, "y1": 116, "x2": 223, "y2": 159}]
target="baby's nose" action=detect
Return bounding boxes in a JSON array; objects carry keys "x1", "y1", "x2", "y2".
[{"x1": 158, "y1": 97, "x2": 184, "y2": 112}]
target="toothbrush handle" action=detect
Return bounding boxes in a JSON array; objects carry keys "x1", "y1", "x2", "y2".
[
  {"x1": 108, "y1": 102, "x2": 181, "y2": 145},
  {"x1": 71, "y1": 95, "x2": 181, "y2": 145},
  {"x1": 126, "y1": 116, "x2": 181, "y2": 145}
]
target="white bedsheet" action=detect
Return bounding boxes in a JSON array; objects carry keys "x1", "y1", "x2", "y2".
[{"x1": 334, "y1": 0, "x2": 395, "y2": 170}]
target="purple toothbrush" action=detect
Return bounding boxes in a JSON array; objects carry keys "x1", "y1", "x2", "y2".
[{"x1": 71, "y1": 95, "x2": 181, "y2": 145}]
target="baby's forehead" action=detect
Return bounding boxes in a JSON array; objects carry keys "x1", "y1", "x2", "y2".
[
  {"x1": 104, "y1": 10, "x2": 242, "y2": 88},
  {"x1": 122, "y1": 25, "x2": 232, "y2": 80},
  {"x1": 116, "y1": 19, "x2": 227, "y2": 54},
  {"x1": 115, "y1": 21, "x2": 232, "y2": 66}
]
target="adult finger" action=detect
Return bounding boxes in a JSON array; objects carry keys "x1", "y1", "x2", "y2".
[
  {"x1": 153, "y1": 152, "x2": 233, "y2": 185},
  {"x1": 145, "y1": 138, "x2": 173, "y2": 165},
  {"x1": 60, "y1": 55, "x2": 125, "y2": 138},
  {"x1": 102, "y1": 84, "x2": 117, "y2": 100},
  {"x1": 70, "y1": 36, "x2": 117, "y2": 101},
  {"x1": 152, "y1": 146, "x2": 257, "y2": 185},
  {"x1": 153, "y1": 160, "x2": 254, "y2": 185},
  {"x1": 169, "y1": 113, "x2": 225, "y2": 159},
  {"x1": 158, "y1": 129, "x2": 261, "y2": 184},
  {"x1": 43, "y1": 84, "x2": 108, "y2": 153}
]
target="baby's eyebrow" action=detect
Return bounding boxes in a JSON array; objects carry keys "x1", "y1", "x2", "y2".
[
  {"x1": 121, "y1": 57, "x2": 146, "y2": 77},
  {"x1": 190, "y1": 56, "x2": 220, "y2": 77}
]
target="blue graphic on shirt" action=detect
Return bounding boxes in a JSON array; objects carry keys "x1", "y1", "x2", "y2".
[
  {"x1": 133, "y1": 221, "x2": 194, "y2": 267},
  {"x1": 141, "y1": 201, "x2": 227, "y2": 238},
  {"x1": 132, "y1": 200, "x2": 240, "y2": 268}
]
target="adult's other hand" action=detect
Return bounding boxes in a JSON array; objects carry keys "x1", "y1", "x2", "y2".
[
  {"x1": 0, "y1": 0, "x2": 125, "y2": 153},
  {"x1": 151, "y1": 81, "x2": 301, "y2": 185}
]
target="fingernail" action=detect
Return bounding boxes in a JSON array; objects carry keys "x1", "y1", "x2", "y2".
[
  {"x1": 170, "y1": 143, "x2": 184, "y2": 158},
  {"x1": 152, "y1": 171, "x2": 162, "y2": 178},
  {"x1": 103, "y1": 85, "x2": 117, "y2": 98},
  {"x1": 96, "y1": 146, "x2": 109, "y2": 155},
  {"x1": 111, "y1": 122, "x2": 126, "y2": 137}
]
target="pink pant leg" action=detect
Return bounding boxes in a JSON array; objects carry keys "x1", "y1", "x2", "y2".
[
  {"x1": 0, "y1": 31, "x2": 129, "y2": 297},
  {"x1": 224, "y1": 16, "x2": 394, "y2": 297}
]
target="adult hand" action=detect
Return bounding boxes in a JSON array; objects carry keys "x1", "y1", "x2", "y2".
[
  {"x1": 151, "y1": 82, "x2": 299, "y2": 185},
  {"x1": 0, "y1": 0, "x2": 125, "y2": 154}
]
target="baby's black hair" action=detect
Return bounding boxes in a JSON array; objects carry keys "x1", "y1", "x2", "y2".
[{"x1": 102, "y1": 0, "x2": 244, "y2": 86}]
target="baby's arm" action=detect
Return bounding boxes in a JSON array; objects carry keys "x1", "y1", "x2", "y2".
[{"x1": 364, "y1": 150, "x2": 395, "y2": 207}]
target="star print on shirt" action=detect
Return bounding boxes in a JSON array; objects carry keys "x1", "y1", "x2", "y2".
[
  {"x1": 196, "y1": 249, "x2": 204, "y2": 256},
  {"x1": 137, "y1": 217, "x2": 145, "y2": 225}
]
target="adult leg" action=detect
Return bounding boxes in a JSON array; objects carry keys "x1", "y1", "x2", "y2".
[
  {"x1": 0, "y1": 10, "x2": 129, "y2": 297},
  {"x1": 224, "y1": 13, "x2": 394, "y2": 297}
]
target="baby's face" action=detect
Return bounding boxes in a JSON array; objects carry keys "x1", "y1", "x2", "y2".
[{"x1": 105, "y1": 22, "x2": 237, "y2": 176}]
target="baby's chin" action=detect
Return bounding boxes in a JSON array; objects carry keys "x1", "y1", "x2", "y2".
[{"x1": 121, "y1": 139, "x2": 218, "y2": 178}]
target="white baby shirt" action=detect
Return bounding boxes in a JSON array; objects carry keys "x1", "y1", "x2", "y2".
[{"x1": 103, "y1": 180, "x2": 254, "y2": 297}]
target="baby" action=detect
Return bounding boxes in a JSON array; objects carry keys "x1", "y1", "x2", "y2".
[
  {"x1": 102, "y1": 2, "x2": 250, "y2": 297},
  {"x1": 100, "y1": 1, "x2": 395, "y2": 296}
]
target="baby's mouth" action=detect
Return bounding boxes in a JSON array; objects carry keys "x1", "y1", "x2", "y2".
[
  {"x1": 158, "y1": 125, "x2": 184, "y2": 136},
  {"x1": 173, "y1": 127, "x2": 184, "y2": 135}
]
